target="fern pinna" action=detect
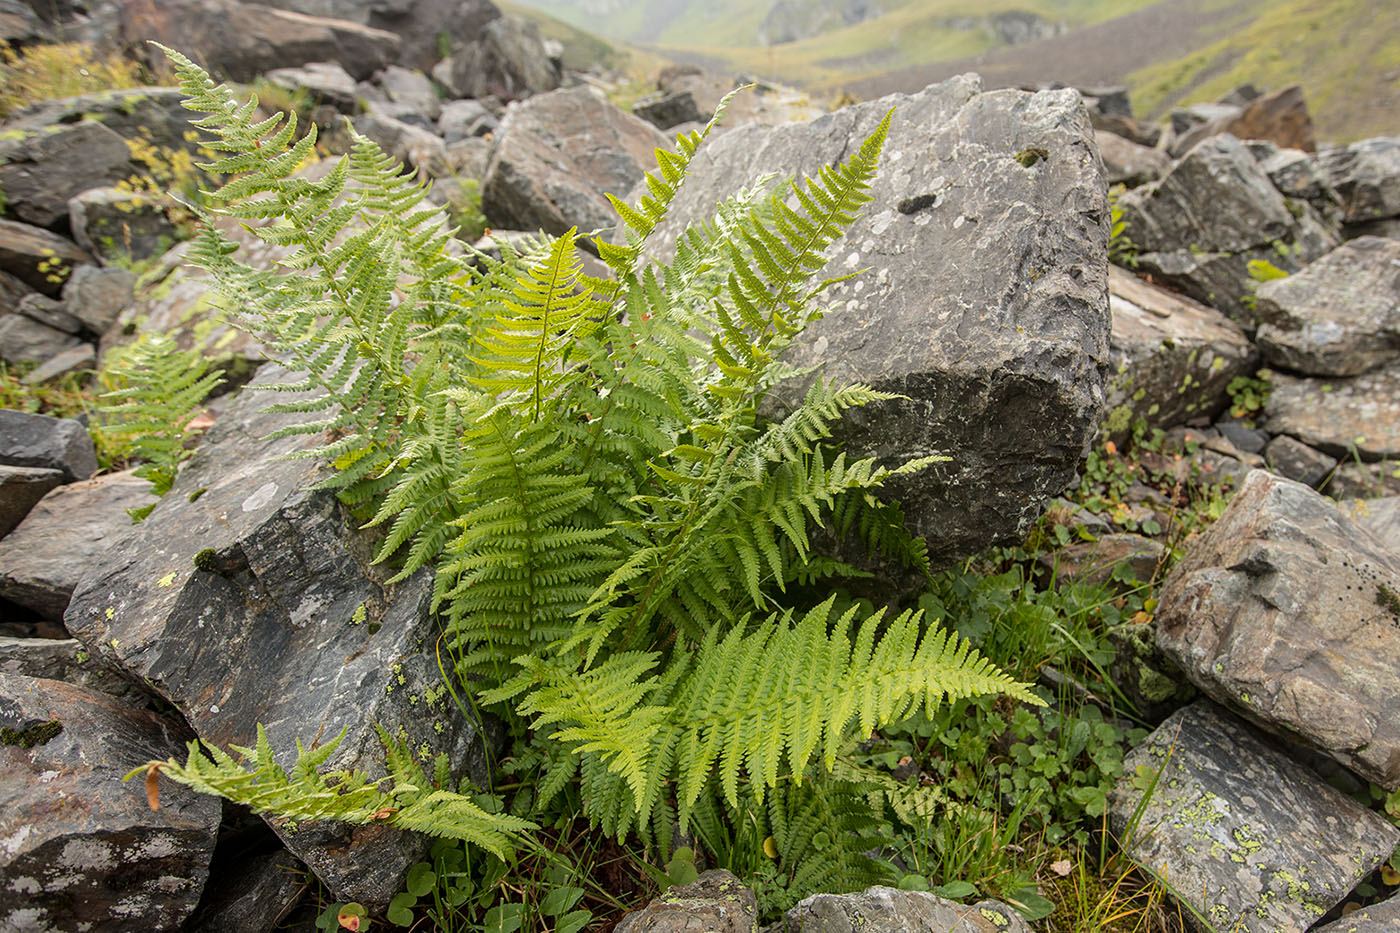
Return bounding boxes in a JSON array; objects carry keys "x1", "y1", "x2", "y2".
[{"x1": 143, "y1": 47, "x2": 1040, "y2": 909}]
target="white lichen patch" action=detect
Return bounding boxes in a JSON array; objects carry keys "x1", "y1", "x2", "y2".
[
  {"x1": 8, "y1": 876, "x2": 40, "y2": 894},
  {"x1": 59, "y1": 837, "x2": 116, "y2": 871},
  {"x1": 240, "y1": 481, "x2": 279, "y2": 513}
]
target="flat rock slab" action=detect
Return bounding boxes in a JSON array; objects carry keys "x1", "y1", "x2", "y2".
[
  {"x1": 615, "y1": 869, "x2": 758, "y2": 933},
  {"x1": 0, "y1": 409, "x2": 96, "y2": 484},
  {"x1": 640, "y1": 75, "x2": 1110, "y2": 566},
  {"x1": 1156, "y1": 469, "x2": 1400, "y2": 789},
  {"x1": 0, "y1": 120, "x2": 133, "y2": 229},
  {"x1": 780, "y1": 887, "x2": 1030, "y2": 933},
  {"x1": 1266, "y1": 364, "x2": 1400, "y2": 461},
  {"x1": 1315, "y1": 894, "x2": 1400, "y2": 931},
  {"x1": 1108, "y1": 701, "x2": 1400, "y2": 933},
  {"x1": 1104, "y1": 266, "x2": 1257, "y2": 439},
  {"x1": 64, "y1": 365, "x2": 493, "y2": 910},
  {"x1": 0, "y1": 465, "x2": 62, "y2": 538},
  {"x1": 0, "y1": 470, "x2": 153, "y2": 621},
  {"x1": 1255, "y1": 236, "x2": 1400, "y2": 377},
  {"x1": 0, "y1": 637, "x2": 147, "y2": 704},
  {"x1": 0, "y1": 673, "x2": 222, "y2": 932}
]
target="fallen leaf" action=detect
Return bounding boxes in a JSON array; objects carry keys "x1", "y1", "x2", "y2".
[
  {"x1": 1103, "y1": 441, "x2": 1117, "y2": 456},
  {"x1": 145, "y1": 764, "x2": 162, "y2": 811},
  {"x1": 1049, "y1": 859, "x2": 1072, "y2": 877}
]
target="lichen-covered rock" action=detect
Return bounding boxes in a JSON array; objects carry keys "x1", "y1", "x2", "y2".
[
  {"x1": 1119, "y1": 134, "x2": 1339, "y2": 324},
  {"x1": 1319, "y1": 137, "x2": 1400, "y2": 223},
  {"x1": 1109, "y1": 701, "x2": 1400, "y2": 933},
  {"x1": 780, "y1": 887, "x2": 1030, "y2": 932},
  {"x1": 0, "y1": 466, "x2": 62, "y2": 539},
  {"x1": 0, "y1": 470, "x2": 153, "y2": 620},
  {"x1": 1266, "y1": 364, "x2": 1400, "y2": 461},
  {"x1": 1254, "y1": 237, "x2": 1400, "y2": 376},
  {"x1": 68, "y1": 186, "x2": 184, "y2": 266},
  {"x1": 0, "y1": 637, "x2": 145, "y2": 703},
  {"x1": 638, "y1": 75, "x2": 1110, "y2": 565},
  {"x1": 614, "y1": 870, "x2": 758, "y2": 932},
  {"x1": 0, "y1": 673, "x2": 222, "y2": 932},
  {"x1": 1156, "y1": 470, "x2": 1400, "y2": 788},
  {"x1": 64, "y1": 365, "x2": 495, "y2": 911},
  {"x1": 0, "y1": 409, "x2": 97, "y2": 482},
  {"x1": 1102, "y1": 266, "x2": 1257, "y2": 440},
  {"x1": 0, "y1": 120, "x2": 132, "y2": 230},
  {"x1": 0, "y1": 219, "x2": 93, "y2": 298},
  {"x1": 1314, "y1": 893, "x2": 1400, "y2": 931}
]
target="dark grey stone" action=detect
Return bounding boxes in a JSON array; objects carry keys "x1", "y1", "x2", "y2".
[
  {"x1": 63, "y1": 264, "x2": 135, "y2": 336},
  {"x1": 1108, "y1": 700, "x2": 1400, "y2": 933},
  {"x1": 1095, "y1": 129, "x2": 1170, "y2": 188},
  {"x1": 64, "y1": 365, "x2": 495, "y2": 911},
  {"x1": 633, "y1": 90, "x2": 704, "y2": 131},
  {"x1": 0, "y1": 409, "x2": 97, "y2": 482},
  {"x1": 0, "y1": 219, "x2": 94, "y2": 298},
  {"x1": 0, "y1": 312, "x2": 85, "y2": 367},
  {"x1": 16, "y1": 293, "x2": 81, "y2": 334},
  {"x1": 1318, "y1": 137, "x2": 1400, "y2": 223},
  {"x1": 438, "y1": 99, "x2": 498, "y2": 143},
  {"x1": 0, "y1": 673, "x2": 222, "y2": 932},
  {"x1": 1215, "y1": 420, "x2": 1267, "y2": 454},
  {"x1": 1263, "y1": 433, "x2": 1338, "y2": 487},
  {"x1": 68, "y1": 186, "x2": 183, "y2": 266},
  {"x1": 1266, "y1": 365, "x2": 1400, "y2": 461},
  {"x1": 615, "y1": 870, "x2": 758, "y2": 933},
  {"x1": 0, "y1": 120, "x2": 132, "y2": 229},
  {"x1": 0, "y1": 636, "x2": 145, "y2": 702},
  {"x1": 781, "y1": 888, "x2": 1031, "y2": 932},
  {"x1": 186, "y1": 849, "x2": 308, "y2": 933},
  {"x1": 1156, "y1": 470, "x2": 1400, "y2": 789},
  {"x1": 638, "y1": 75, "x2": 1110, "y2": 566},
  {"x1": 446, "y1": 14, "x2": 559, "y2": 101},
  {"x1": 0, "y1": 465, "x2": 62, "y2": 539},
  {"x1": 20, "y1": 344, "x2": 96, "y2": 386}
]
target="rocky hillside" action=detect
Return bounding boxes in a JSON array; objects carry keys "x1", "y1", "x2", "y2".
[{"x1": 1, "y1": 1, "x2": 1399, "y2": 931}]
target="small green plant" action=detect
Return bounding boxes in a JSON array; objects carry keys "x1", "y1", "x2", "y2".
[
  {"x1": 0, "y1": 41, "x2": 147, "y2": 118},
  {"x1": 96, "y1": 332, "x2": 222, "y2": 520},
  {"x1": 1226, "y1": 370, "x2": 1272, "y2": 420},
  {"x1": 444, "y1": 175, "x2": 488, "y2": 241},
  {"x1": 1241, "y1": 257, "x2": 1289, "y2": 313},
  {"x1": 1107, "y1": 185, "x2": 1139, "y2": 269}
]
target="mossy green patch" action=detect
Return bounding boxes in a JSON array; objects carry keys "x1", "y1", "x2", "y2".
[{"x1": 1, "y1": 719, "x2": 62, "y2": 748}]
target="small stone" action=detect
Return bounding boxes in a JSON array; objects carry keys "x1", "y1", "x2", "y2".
[
  {"x1": 20, "y1": 344, "x2": 96, "y2": 386},
  {"x1": 615, "y1": 870, "x2": 758, "y2": 933},
  {"x1": 0, "y1": 465, "x2": 63, "y2": 538},
  {"x1": 1215, "y1": 420, "x2": 1268, "y2": 454},
  {"x1": 1312, "y1": 892, "x2": 1400, "y2": 931},
  {"x1": 63, "y1": 264, "x2": 135, "y2": 335},
  {"x1": 1263, "y1": 434, "x2": 1338, "y2": 487},
  {"x1": 1266, "y1": 365, "x2": 1400, "y2": 461},
  {"x1": 781, "y1": 887, "x2": 1031, "y2": 932},
  {"x1": 0, "y1": 409, "x2": 97, "y2": 482}
]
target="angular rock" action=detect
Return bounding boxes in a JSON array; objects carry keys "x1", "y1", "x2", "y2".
[
  {"x1": 446, "y1": 14, "x2": 559, "y2": 101},
  {"x1": 0, "y1": 219, "x2": 94, "y2": 297},
  {"x1": 0, "y1": 465, "x2": 62, "y2": 539},
  {"x1": 1214, "y1": 419, "x2": 1267, "y2": 454},
  {"x1": 633, "y1": 89, "x2": 705, "y2": 131},
  {"x1": 639, "y1": 76, "x2": 1110, "y2": 564},
  {"x1": 1348, "y1": 217, "x2": 1400, "y2": 241},
  {"x1": 16, "y1": 292, "x2": 81, "y2": 334},
  {"x1": 63, "y1": 264, "x2": 135, "y2": 335},
  {"x1": 1319, "y1": 137, "x2": 1400, "y2": 223},
  {"x1": 120, "y1": 0, "x2": 400, "y2": 82},
  {"x1": 1340, "y1": 497, "x2": 1400, "y2": 556},
  {"x1": 1156, "y1": 470, "x2": 1400, "y2": 788},
  {"x1": 351, "y1": 112, "x2": 451, "y2": 178},
  {"x1": 438, "y1": 99, "x2": 498, "y2": 143},
  {"x1": 0, "y1": 470, "x2": 153, "y2": 620},
  {"x1": 0, "y1": 409, "x2": 97, "y2": 482},
  {"x1": 20, "y1": 343, "x2": 96, "y2": 386},
  {"x1": 185, "y1": 849, "x2": 308, "y2": 933},
  {"x1": 1226, "y1": 84, "x2": 1316, "y2": 153},
  {"x1": 1095, "y1": 129, "x2": 1170, "y2": 188},
  {"x1": 1038, "y1": 532, "x2": 1166, "y2": 588},
  {"x1": 68, "y1": 186, "x2": 184, "y2": 265},
  {"x1": 1266, "y1": 365, "x2": 1400, "y2": 461},
  {"x1": 64, "y1": 365, "x2": 495, "y2": 910},
  {"x1": 483, "y1": 85, "x2": 668, "y2": 237},
  {"x1": 0, "y1": 267, "x2": 31, "y2": 313},
  {"x1": 1254, "y1": 237, "x2": 1400, "y2": 376},
  {"x1": 780, "y1": 887, "x2": 1030, "y2": 932},
  {"x1": 1109, "y1": 701, "x2": 1400, "y2": 933},
  {"x1": 1119, "y1": 134, "x2": 1339, "y2": 324},
  {"x1": 0, "y1": 636, "x2": 145, "y2": 702},
  {"x1": 1102, "y1": 266, "x2": 1257, "y2": 439},
  {"x1": 0, "y1": 0, "x2": 45, "y2": 42},
  {"x1": 446, "y1": 137, "x2": 491, "y2": 180},
  {"x1": 0, "y1": 120, "x2": 133, "y2": 229},
  {"x1": 1251, "y1": 141, "x2": 1342, "y2": 214},
  {"x1": 0, "y1": 673, "x2": 222, "y2": 932},
  {"x1": 265, "y1": 60, "x2": 359, "y2": 111},
  {"x1": 0, "y1": 311, "x2": 84, "y2": 364},
  {"x1": 371, "y1": 64, "x2": 441, "y2": 122},
  {"x1": 1328, "y1": 461, "x2": 1400, "y2": 500},
  {"x1": 1316, "y1": 896, "x2": 1400, "y2": 931},
  {"x1": 0, "y1": 88, "x2": 201, "y2": 155},
  {"x1": 253, "y1": 0, "x2": 501, "y2": 72},
  {"x1": 1263, "y1": 433, "x2": 1338, "y2": 487},
  {"x1": 615, "y1": 870, "x2": 758, "y2": 933},
  {"x1": 1167, "y1": 102, "x2": 1244, "y2": 157}
]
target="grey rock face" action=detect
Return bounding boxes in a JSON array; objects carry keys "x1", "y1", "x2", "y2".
[
  {"x1": 265, "y1": 60, "x2": 359, "y2": 111},
  {"x1": 186, "y1": 849, "x2": 308, "y2": 933},
  {"x1": 0, "y1": 636, "x2": 145, "y2": 702},
  {"x1": 1340, "y1": 497, "x2": 1400, "y2": 556},
  {"x1": 0, "y1": 219, "x2": 94, "y2": 297},
  {"x1": 781, "y1": 887, "x2": 1030, "y2": 932},
  {"x1": 352, "y1": 112, "x2": 452, "y2": 178},
  {"x1": 438, "y1": 99, "x2": 498, "y2": 143},
  {"x1": 1095, "y1": 129, "x2": 1170, "y2": 188},
  {"x1": 1262, "y1": 433, "x2": 1337, "y2": 487},
  {"x1": 1103, "y1": 266, "x2": 1257, "y2": 439},
  {"x1": 483, "y1": 85, "x2": 668, "y2": 237},
  {"x1": 0, "y1": 673, "x2": 222, "y2": 933},
  {"x1": 0, "y1": 120, "x2": 132, "y2": 229},
  {"x1": 0, "y1": 409, "x2": 97, "y2": 482},
  {"x1": 447, "y1": 14, "x2": 560, "y2": 101},
  {"x1": 0, "y1": 311, "x2": 84, "y2": 364},
  {"x1": 0, "y1": 470, "x2": 153, "y2": 620},
  {"x1": 371, "y1": 64, "x2": 441, "y2": 121},
  {"x1": 633, "y1": 90, "x2": 705, "y2": 131},
  {"x1": 1329, "y1": 462, "x2": 1400, "y2": 500},
  {"x1": 252, "y1": 0, "x2": 501, "y2": 72},
  {"x1": 615, "y1": 870, "x2": 758, "y2": 933},
  {"x1": 68, "y1": 186, "x2": 183, "y2": 265},
  {"x1": 638, "y1": 76, "x2": 1110, "y2": 565},
  {"x1": 1108, "y1": 701, "x2": 1400, "y2": 933},
  {"x1": 1314, "y1": 893, "x2": 1400, "y2": 931},
  {"x1": 0, "y1": 465, "x2": 62, "y2": 539},
  {"x1": 20, "y1": 344, "x2": 96, "y2": 386},
  {"x1": 1254, "y1": 236, "x2": 1400, "y2": 376},
  {"x1": 1119, "y1": 134, "x2": 1339, "y2": 324},
  {"x1": 16, "y1": 292, "x2": 80, "y2": 334},
  {"x1": 1319, "y1": 137, "x2": 1400, "y2": 223},
  {"x1": 1266, "y1": 364, "x2": 1400, "y2": 461},
  {"x1": 1156, "y1": 470, "x2": 1400, "y2": 789},
  {"x1": 63, "y1": 366, "x2": 494, "y2": 910},
  {"x1": 1251, "y1": 141, "x2": 1342, "y2": 215},
  {"x1": 63, "y1": 264, "x2": 135, "y2": 335}
]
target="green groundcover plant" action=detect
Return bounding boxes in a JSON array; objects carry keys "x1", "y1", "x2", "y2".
[{"x1": 128, "y1": 45, "x2": 1042, "y2": 920}]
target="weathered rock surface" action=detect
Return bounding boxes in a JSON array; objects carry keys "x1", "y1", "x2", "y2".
[
  {"x1": 1262, "y1": 433, "x2": 1337, "y2": 487},
  {"x1": 483, "y1": 85, "x2": 668, "y2": 236},
  {"x1": 352, "y1": 112, "x2": 452, "y2": 178},
  {"x1": 369, "y1": 64, "x2": 441, "y2": 122},
  {"x1": 1319, "y1": 137, "x2": 1400, "y2": 223},
  {"x1": 0, "y1": 87, "x2": 204, "y2": 158},
  {"x1": 68, "y1": 186, "x2": 184, "y2": 265},
  {"x1": 20, "y1": 344, "x2": 96, "y2": 386},
  {"x1": 63, "y1": 264, "x2": 134, "y2": 335},
  {"x1": 15, "y1": 292, "x2": 80, "y2": 334},
  {"x1": 1039, "y1": 532, "x2": 1166, "y2": 587},
  {"x1": 1341, "y1": 497, "x2": 1400, "y2": 555},
  {"x1": 1095, "y1": 129, "x2": 1170, "y2": 188},
  {"x1": 1266, "y1": 364, "x2": 1400, "y2": 461},
  {"x1": 1254, "y1": 237, "x2": 1400, "y2": 376},
  {"x1": 0, "y1": 636, "x2": 145, "y2": 702},
  {"x1": 1156, "y1": 470, "x2": 1400, "y2": 788},
  {"x1": 0, "y1": 311, "x2": 84, "y2": 364},
  {"x1": 0, "y1": 673, "x2": 222, "y2": 932},
  {"x1": 64, "y1": 365, "x2": 495, "y2": 910},
  {"x1": 780, "y1": 887, "x2": 1031, "y2": 932},
  {"x1": 1314, "y1": 893, "x2": 1400, "y2": 931},
  {"x1": 1108, "y1": 701, "x2": 1399, "y2": 933},
  {"x1": 0, "y1": 120, "x2": 133, "y2": 229},
  {"x1": 0, "y1": 465, "x2": 62, "y2": 539},
  {"x1": 640, "y1": 75, "x2": 1110, "y2": 564},
  {"x1": 253, "y1": 0, "x2": 500, "y2": 72},
  {"x1": 615, "y1": 870, "x2": 758, "y2": 933},
  {"x1": 1119, "y1": 134, "x2": 1339, "y2": 324},
  {"x1": 0, "y1": 219, "x2": 93, "y2": 297},
  {"x1": 0, "y1": 470, "x2": 153, "y2": 620},
  {"x1": 265, "y1": 60, "x2": 358, "y2": 111},
  {"x1": 1226, "y1": 84, "x2": 1316, "y2": 153},
  {"x1": 185, "y1": 849, "x2": 308, "y2": 933},
  {"x1": 1102, "y1": 266, "x2": 1257, "y2": 439},
  {"x1": 0, "y1": 409, "x2": 97, "y2": 482},
  {"x1": 438, "y1": 99, "x2": 498, "y2": 143},
  {"x1": 446, "y1": 14, "x2": 560, "y2": 101},
  {"x1": 1251, "y1": 141, "x2": 1342, "y2": 216}
]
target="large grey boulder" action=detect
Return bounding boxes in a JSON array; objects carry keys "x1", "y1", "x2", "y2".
[
  {"x1": 1266, "y1": 364, "x2": 1400, "y2": 461},
  {"x1": 615, "y1": 870, "x2": 758, "y2": 933},
  {"x1": 0, "y1": 470, "x2": 153, "y2": 620},
  {"x1": 638, "y1": 75, "x2": 1110, "y2": 564},
  {"x1": 63, "y1": 264, "x2": 135, "y2": 335},
  {"x1": 1250, "y1": 141, "x2": 1343, "y2": 219},
  {"x1": 483, "y1": 85, "x2": 668, "y2": 237},
  {"x1": 1319, "y1": 137, "x2": 1400, "y2": 223},
  {"x1": 0, "y1": 465, "x2": 62, "y2": 539},
  {"x1": 779, "y1": 887, "x2": 1030, "y2": 932},
  {"x1": 1254, "y1": 236, "x2": 1400, "y2": 376},
  {"x1": 0, "y1": 409, "x2": 97, "y2": 482},
  {"x1": 0, "y1": 219, "x2": 93, "y2": 297},
  {"x1": 0, "y1": 311, "x2": 84, "y2": 364},
  {"x1": 1118, "y1": 134, "x2": 1339, "y2": 324},
  {"x1": 1102, "y1": 266, "x2": 1257, "y2": 439},
  {"x1": 0, "y1": 120, "x2": 133, "y2": 229},
  {"x1": 0, "y1": 673, "x2": 222, "y2": 932},
  {"x1": 1108, "y1": 701, "x2": 1399, "y2": 933},
  {"x1": 1156, "y1": 470, "x2": 1400, "y2": 789},
  {"x1": 445, "y1": 14, "x2": 559, "y2": 101},
  {"x1": 64, "y1": 365, "x2": 496, "y2": 911}
]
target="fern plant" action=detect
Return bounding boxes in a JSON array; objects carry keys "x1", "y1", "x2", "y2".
[{"x1": 137, "y1": 46, "x2": 1041, "y2": 910}]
